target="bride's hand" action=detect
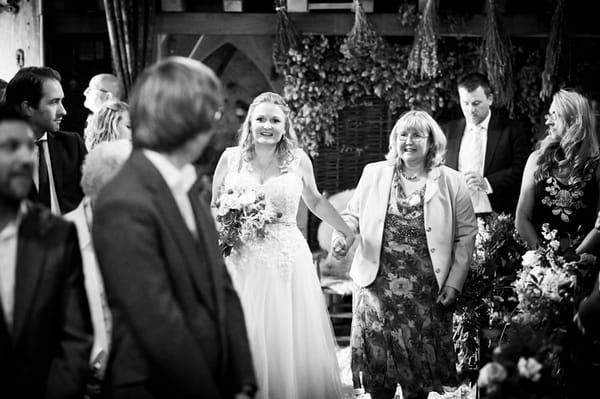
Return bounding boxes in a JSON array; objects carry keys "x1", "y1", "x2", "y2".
[{"x1": 330, "y1": 233, "x2": 354, "y2": 259}]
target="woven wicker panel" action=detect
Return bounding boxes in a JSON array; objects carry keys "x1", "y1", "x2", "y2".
[{"x1": 307, "y1": 96, "x2": 392, "y2": 250}]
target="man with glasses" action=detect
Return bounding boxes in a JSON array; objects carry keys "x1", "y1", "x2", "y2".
[
  {"x1": 0, "y1": 105, "x2": 92, "y2": 398},
  {"x1": 5, "y1": 66, "x2": 86, "y2": 214},
  {"x1": 443, "y1": 72, "x2": 531, "y2": 216}
]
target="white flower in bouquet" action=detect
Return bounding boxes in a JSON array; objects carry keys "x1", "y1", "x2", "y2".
[
  {"x1": 517, "y1": 357, "x2": 542, "y2": 382},
  {"x1": 477, "y1": 361, "x2": 507, "y2": 389},
  {"x1": 521, "y1": 250, "x2": 541, "y2": 267}
]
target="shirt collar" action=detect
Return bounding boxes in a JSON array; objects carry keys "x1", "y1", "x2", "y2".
[
  {"x1": 467, "y1": 110, "x2": 492, "y2": 132},
  {"x1": 0, "y1": 201, "x2": 27, "y2": 240},
  {"x1": 35, "y1": 132, "x2": 48, "y2": 143},
  {"x1": 142, "y1": 149, "x2": 198, "y2": 194}
]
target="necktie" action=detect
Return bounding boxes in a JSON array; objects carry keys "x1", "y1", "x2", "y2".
[
  {"x1": 36, "y1": 140, "x2": 51, "y2": 208},
  {"x1": 464, "y1": 125, "x2": 483, "y2": 174}
]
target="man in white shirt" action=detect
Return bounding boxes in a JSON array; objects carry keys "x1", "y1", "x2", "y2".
[
  {"x1": 443, "y1": 72, "x2": 531, "y2": 216},
  {"x1": 0, "y1": 105, "x2": 92, "y2": 398},
  {"x1": 5, "y1": 67, "x2": 86, "y2": 214},
  {"x1": 92, "y1": 57, "x2": 256, "y2": 399}
]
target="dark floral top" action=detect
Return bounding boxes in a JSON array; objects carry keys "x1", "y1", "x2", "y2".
[{"x1": 532, "y1": 157, "x2": 599, "y2": 242}]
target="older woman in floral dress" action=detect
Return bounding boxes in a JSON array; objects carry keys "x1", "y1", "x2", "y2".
[{"x1": 332, "y1": 110, "x2": 477, "y2": 399}]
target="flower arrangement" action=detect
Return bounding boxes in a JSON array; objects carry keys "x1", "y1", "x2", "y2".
[
  {"x1": 475, "y1": 223, "x2": 597, "y2": 395},
  {"x1": 215, "y1": 186, "x2": 280, "y2": 257},
  {"x1": 512, "y1": 224, "x2": 595, "y2": 334},
  {"x1": 477, "y1": 326, "x2": 563, "y2": 399},
  {"x1": 454, "y1": 212, "x2": 526, "y2": 377}
]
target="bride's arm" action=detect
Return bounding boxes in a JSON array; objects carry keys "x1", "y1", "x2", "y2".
[
  {"x1": 210, "y1": 149, "x2": 230, "y2": 211},
  {"x1": 296, "y1": 150, "x2": 354, "y2": 245}
]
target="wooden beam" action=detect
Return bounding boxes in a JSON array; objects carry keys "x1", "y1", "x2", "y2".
[
  {"x1": 286, "y1": 0, "x2": 308, "y2": 12},
  {"x1": 51, "y1": 12, "x2": 600, "y2": 38}
]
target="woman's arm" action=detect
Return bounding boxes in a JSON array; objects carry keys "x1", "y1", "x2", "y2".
[
  {"x1": 515, "y1": 152, "x2": 541, "y2": 249},
  {"x1": 210, "y1": 149, "x2": 231, "y2": 208},
  {"x1": 296, "y1": 150, "x2": 354, "y2": 245}
]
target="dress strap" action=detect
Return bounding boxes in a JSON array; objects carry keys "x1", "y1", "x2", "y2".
[{"x1": 225, "y1": 146, "x2": 243, "y2": 174}]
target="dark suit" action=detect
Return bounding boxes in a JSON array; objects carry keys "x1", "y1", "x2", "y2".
[
  {"x1": 92, "y1": 151, "x2": 256, "y2": 399},
  {"x1": 443, "y1": 112, "x2": 531, "y2": 215},
  {"x1": 29, "y1": 131, "x2": 86, "y2": 214},
  {"x1": 0, "y1": 202, "x2": 93, "y2": 399}
]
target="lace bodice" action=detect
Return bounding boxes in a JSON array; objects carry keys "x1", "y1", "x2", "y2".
[{"x1": 221, "y1": 147, "x2": 304, "y2": 225}]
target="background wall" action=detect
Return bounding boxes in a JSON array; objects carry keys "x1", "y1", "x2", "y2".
[{"x1": 0, "y1": 0, "x2": 43, "y2": 81}]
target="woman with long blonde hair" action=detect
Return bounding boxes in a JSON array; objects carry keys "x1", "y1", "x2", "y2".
[
  {"x1": 516, "y1": 88, "x2": 600, "y2": 252},
  {"x1": 84, "y1": 100, "x2": 131, "y2": 150},
  {"x1": 211, "y1": 92, "x2": 353, "y2": 399}
]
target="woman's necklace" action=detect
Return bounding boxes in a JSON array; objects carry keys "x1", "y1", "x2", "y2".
[
  {"x1": 255, "y1": 155, "x2": 278, "y2": 183},
  {"x1": 401, "y1": 171, "x2": 421, "y2": 181}
]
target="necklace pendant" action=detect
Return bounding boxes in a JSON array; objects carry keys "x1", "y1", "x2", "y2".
[{"x1": 401, "y1": 172, "x2": 420, "y2": 182}]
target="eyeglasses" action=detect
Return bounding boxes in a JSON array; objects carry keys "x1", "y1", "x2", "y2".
[
  {"x1": 84, "y1": 85, "x2": 109, "y2": 95},
  {"x1": 398, "y1": 132, "x2": 428, "y2": 142},
  {"x1": 544, "y1": 112, "x2": 560, "y2": 123}
]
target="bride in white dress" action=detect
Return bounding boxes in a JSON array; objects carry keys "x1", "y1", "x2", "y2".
[{"x1": 211, "y1": 92, "x2": 354, "y2": 399}]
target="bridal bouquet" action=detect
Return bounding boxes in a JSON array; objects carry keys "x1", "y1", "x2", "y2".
[{"x1": 215, "y1": 186, "x2": 280, "y2": 257}]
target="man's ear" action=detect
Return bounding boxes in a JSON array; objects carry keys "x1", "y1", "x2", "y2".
[
  {"x1": 20, "y1": 101, "x2": 35, "y2": 118},
  {"x1": 488, "y1": 93, "x2": 494, "y2": 106}
]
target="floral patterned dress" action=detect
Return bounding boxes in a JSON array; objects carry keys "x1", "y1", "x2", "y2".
[
  {"x1": 532, "y1": 158, "x2": 599, "y2": 242},
  {"x1": 351, "y1": 175, "x2": 457, "y2": 399}
]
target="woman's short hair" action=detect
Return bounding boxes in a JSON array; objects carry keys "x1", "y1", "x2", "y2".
[
  {"x1": 85, "y1": 100, "x2": 129, "y2": 150},
  {"x1": 535, "y1": 88, "x2": 599, "y2": 181},
  {"x1": 130, "y1": 57, "x2": 223, "y2": 153},
  {"x1": 386, "y1": 110, "x2": 447, "y2": 170},
  {"x1": 81, "y1": 139, "x2": 132, "y2": 198},
  {"x1": 237, "y1": 92, "x2": 298, "y2": 165}
]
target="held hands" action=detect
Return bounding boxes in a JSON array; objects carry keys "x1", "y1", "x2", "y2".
[
  {"x1": 330, "y1": 232, "x2": 355, "y2": 260},
  {"x1": 463, "y1": 171, "x2": 486, "y2": 191},
  {"x1": 436, "y1": 285, "x2": 459, "y2": 307}
]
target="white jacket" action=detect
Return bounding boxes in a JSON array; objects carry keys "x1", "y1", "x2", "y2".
[{"x1": 335, "y1": 161, "x2": 477, "y2": 291}]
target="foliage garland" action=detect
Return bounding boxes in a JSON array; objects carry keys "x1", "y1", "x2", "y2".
[{"x1": 280, "y1": 29, "x2": 547, "y2": 156}]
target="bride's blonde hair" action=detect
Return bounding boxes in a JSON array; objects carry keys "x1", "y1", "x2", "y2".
[{"x1": 238, "y1": 92, "x2": 298, "y2": 166}]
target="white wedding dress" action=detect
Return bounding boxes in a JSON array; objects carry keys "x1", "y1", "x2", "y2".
[{"x1": 222, "y1": 147, "x2": 343, "y2": 399}]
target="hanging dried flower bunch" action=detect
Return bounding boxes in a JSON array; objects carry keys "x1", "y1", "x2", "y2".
[
  {"x1": 540, "y1": 0, "x2": 566, "y2": 99},
  {"x1": 481, "y1": 0, "x2": 515, "y2": 112},
  {"x1": 272, "y1": 0, "x2": 301, "y2": 73},
  {"x1": 407, "y1": 0, "x2": 440, "y2": 79},
  {"x1": 340, "y1": 0, "x2": 382, "y2": 59}
]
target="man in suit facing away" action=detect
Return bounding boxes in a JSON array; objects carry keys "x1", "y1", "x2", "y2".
[
  {"x1": 92, "y1": 57, "x2": 256, "y2": 399},
  {"x1": 0, "y1": 105, "x2": 92, "y2": 398},
  {"x1": 443, "y1": 72, "x2": 531, "y2": 216},
  {"x1": 5, "y1": 67, "x2": 86, "y2": 214}
]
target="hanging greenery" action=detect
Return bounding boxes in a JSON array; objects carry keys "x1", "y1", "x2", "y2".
[
  {"x1": 272, "y1": 0, "x2": 301, "y2": 73},
  {"x1": 540, "y1": 0, "x2": 566, "y2": 99},
  {"x1": 481, "y1": 0, "x2": 515, "y2": 113},
  {"x1": 407, "y1": 0, "x2": 440, "y2": 79}
]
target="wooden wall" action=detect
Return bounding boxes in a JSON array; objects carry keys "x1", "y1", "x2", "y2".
[{"x1": 0, "y1": 0, "x2": 43, "y2": 81}]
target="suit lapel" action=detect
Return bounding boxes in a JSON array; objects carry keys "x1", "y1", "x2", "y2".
[
  {"x1": 424, "y1": 167, "x2": 441, "y2": 203},
  {"x1": 445, "y1": 120, "x2": 466, "y2": 169},
  {"x1": 377, "y1": 162, "x2": 394, "y2": 219},
  {"x1": 46, "y1": 133, "x2": 64, "y2": 202},
  {"x1": 484, "y1": 115, "x2": 502, "y2": 173},
  {"x1": 135, "y1": 153, "x2": 216, "y2": 311},
  {"x1": 13, "y1": 207, "x2": 47, "y2": 341},
  {"x1": 188, "y1": 184, "x2": 225, "y2": 327}
]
